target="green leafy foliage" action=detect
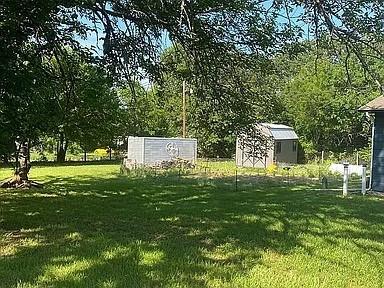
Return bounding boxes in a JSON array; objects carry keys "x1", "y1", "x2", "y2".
[
  {"x1": 44, "y1": 49, "x2": 125, "y2": 160},
  {"x1": 118, "y1": 83, "x2": 179, "y2": 137},
  {"x1": 282, "y1": 51, "x2": 380, "y2": 154},
  {"x1": 1, "y1": 0, "x2": 384, "y2": 164}
]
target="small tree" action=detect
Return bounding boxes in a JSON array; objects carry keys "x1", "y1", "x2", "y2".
[{"x1": 46, "y1": 50, "x2": 124, "y2": 162}]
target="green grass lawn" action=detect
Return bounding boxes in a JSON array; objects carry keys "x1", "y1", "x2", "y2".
[{"x1": 1, "y1": 164, "x2": 384, "y2": 288}]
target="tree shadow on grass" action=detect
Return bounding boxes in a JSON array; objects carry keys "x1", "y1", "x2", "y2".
[{"x1": 1, "y1": 173, "x2": 384, "y2": 287}]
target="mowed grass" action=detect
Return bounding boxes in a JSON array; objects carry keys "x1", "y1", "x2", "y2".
[{"x1": 1, "y1": 164, "x2": 384, "y2": 288}]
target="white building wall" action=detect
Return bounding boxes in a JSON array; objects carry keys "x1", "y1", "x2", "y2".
[
  {"x1": 127, "y1": 137, "x2": 197, "y2": 165},
  {"x1": 236, "y1": 124, "x2": 298, "y2": 168},
  {"x1": 236, "y1": 138, "x2": 274, "y2": 168},
  {"x1": 127, "y1": 137, "x2": 144, "y2": 164},
  {"x1": 144, "y1": 138, "x2": 197, "y2": 164}
]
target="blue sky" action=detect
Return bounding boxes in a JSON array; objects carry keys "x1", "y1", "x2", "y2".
[{"x1": 77, "y1": 1, "x2": 312, "y2": 56}]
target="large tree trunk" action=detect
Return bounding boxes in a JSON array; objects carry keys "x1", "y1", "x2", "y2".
[
  {"x1": 16, "y1": 140, "x2": 31, "y2": 181},
  {"x1": 0, "y1": 140, "x2": 42, "y2": 188},
  {"x1": 56, "y1": 133, "x2": 68, "y2": 163}
]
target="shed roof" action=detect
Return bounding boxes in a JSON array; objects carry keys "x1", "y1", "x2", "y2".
[
  {"x1": 358, "y1": 96, "x2": 384, "y2": 112},
  {"x1": 260, "y1": 123, "x2": 298, "y2": 140}
]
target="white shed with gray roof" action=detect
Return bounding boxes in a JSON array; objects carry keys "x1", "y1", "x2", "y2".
[{"x1": 236, "y1": 123, "x2": 299, "y2": 168}]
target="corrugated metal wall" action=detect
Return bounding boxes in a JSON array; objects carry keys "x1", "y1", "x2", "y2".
[
  {"x1": 127, "y1": 137, "x2": 144, "y2": 164},
  {"x1": 127, "y1": 137, "x2": 197, "y2": 165},
  {"x1": 371, "y1": 113, "x2": 384, "y2": 192}
]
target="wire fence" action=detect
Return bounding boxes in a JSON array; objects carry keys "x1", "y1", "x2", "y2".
[{"x1": 121, "y1": 158, "x2": 369, "y2": 196}]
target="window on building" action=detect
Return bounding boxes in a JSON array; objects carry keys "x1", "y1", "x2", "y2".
[
  {"x1": 276, "y1": 141, "x2": 282, "y2": 154},
  {"x1": 293, "y1": 141, "x2": 297, "y2": 152}
]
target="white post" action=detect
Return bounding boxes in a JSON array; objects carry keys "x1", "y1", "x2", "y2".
[
  {"x1": 321, "y1": 151, "x2": 324, "y2": 164},
  {"x1": 361, "y1": 164, "x2": 367, "y2": 195},
  {"x1": 343, "y1": 163, "x2": 349, "y2": 196}
]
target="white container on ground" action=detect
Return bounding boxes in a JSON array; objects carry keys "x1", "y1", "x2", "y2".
[{"x1": 329, "y1": 163, "x2": 365, "y2": 176}]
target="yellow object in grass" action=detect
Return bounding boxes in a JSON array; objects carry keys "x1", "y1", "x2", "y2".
[
  {"x1": 267, "y1": 163, "x2": 278, "y2": 175},
  {"x1": 94, "y1": 148, "x2": 109, "y2": 157}
]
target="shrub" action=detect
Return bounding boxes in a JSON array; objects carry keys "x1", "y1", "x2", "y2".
[{"x1": 94, "y1": 148, "x2": 109, "y2": 158}]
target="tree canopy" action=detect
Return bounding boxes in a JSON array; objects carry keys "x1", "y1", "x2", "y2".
[
  {"x1": 282, "y1": 50, "x2": 381, "y2": 155},
  {"x1": 2, "y1": 0, "x2": 383, "y2": 85},
  {"x1": 1, "y1": 0, "x2": 384, "y2": 168}
]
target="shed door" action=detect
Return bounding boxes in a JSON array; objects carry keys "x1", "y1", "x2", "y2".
[{"x1": 372, "y1": 113, "x2": 384, "y2": 192}]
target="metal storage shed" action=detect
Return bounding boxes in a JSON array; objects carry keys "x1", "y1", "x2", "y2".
[
  {"x1": 236, "y1": 123, "x2": 299, "y2": 168},
  {"x1": 359, "y1": 96, "x2": 384, "y2": 192},
  {"x1": 127, "y1": 136, "x2": 197, "y2": 166}
]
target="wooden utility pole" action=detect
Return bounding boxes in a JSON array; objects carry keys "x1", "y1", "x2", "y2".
[{"x1": 182, "y1": 80, "x2": 187, "y2": 138}]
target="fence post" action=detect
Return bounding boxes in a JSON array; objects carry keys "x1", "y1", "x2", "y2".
[
  {"x1": 343, "y1": 162, "x2": 349, "y2": 196},
  {"x1": 361, "y1": 164, "x2": 367, "y2": 196},
  {"x1": 235, "y1": 169, "x2": 238, "y2": 192},
  {"x1": 321, "y1": 176, "x2": 328, "y2": 189},
  {"x1": 287, "y1": 169, "x2": 290, "y2": 185}
]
